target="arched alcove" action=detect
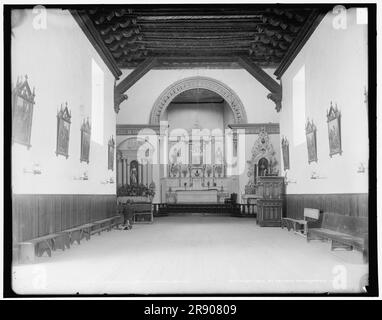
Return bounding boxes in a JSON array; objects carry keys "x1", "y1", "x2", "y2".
[{"x1": 149, "y1": 76, "x2": 247, "y2": 125}]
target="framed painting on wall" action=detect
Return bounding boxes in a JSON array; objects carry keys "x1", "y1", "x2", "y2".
[
  {"x1": 327, "y1": 102, "x2": 342, "y2": 157},
  {"x1": 305, "y1": 119, "x2": 318, "y2": 164},
  {"x1": 12, "y1": 75, "x2": 35, "y2": 149},
  {"x1": 80, "y1": 118, "x2": 91, "y2": 163},
  {"x1": 108, "y1": 136, "x2": 115, "y2": 170},
  {"x1": 281, "y1": 136, "x2": 290, "y2": 170},
  {"x1": 56, "y1": 103, "x2": 71, "y2": 158}
]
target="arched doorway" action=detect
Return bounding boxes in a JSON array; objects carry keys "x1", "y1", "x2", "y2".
[{"x1": 149, "y1": 76, "x2": 247, "y2": 125}]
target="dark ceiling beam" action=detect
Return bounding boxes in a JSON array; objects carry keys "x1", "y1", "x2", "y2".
[
  {"x1": 141, "y1": 31, "x2": 260, "y2": 37},
  {"x1": 237, "y1": 56, "x2": 281, "y2": 93},
  {"x1": 274, "y1": 9, "x2": 326, "y2": 79},
  {"x1": 137, "y1": 17, "x2": 263, "y2": 23},
  {"x1": 114, "y1": 57, "x2": 157, "y2": 113},
  {"x1": 70, "y1": 10, "x2": 122, "y2": 79},
  {"x1": 157, "y1": 56, "x2": 237, "y2": 63},
  {"x1": 236, "y1": 56, "x2": 282, "y2": 112},
  {"x1": 116, "y1": 57, "x2": 157, "y2": 94},
  {"x1": 138, "y1": 22, "x2": 267, "y2": 29},
  {"x1": 141, "y1": 43, "x2": 253, "y2": 48}
]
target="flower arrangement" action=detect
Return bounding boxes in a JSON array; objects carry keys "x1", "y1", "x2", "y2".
[
  {"x1": 117, "y1": 183, "x2": 155, "y2": 198},
  {"x1": 206, "y1": 165, "x2": 212, "y2": 177},
  {"x1": 181, "y1": 165, "x2": 188, "y2": 177},
  {"x1": 215, "y1": 165, "x2": 223, "y2": 177}
]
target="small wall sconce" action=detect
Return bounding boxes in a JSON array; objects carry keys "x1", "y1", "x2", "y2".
[
  {"x1": 357, "y1": 162, "x2": 366, "y2": 173},
  {"x1": 310, "y1": 171, "x2": 326, "y2": 179},
  {"x1": 74, "y1": 171, "x2": 88, "y2": 180},
  {"x1": 101, "y1": 177, "x2": 115, "y2": 184},
  {"x1": 284, "y1": 171, "x2": 297, "y2": 185},
  {"x1": 23, "y1": 163, "x2": 42, "y2": 175}
]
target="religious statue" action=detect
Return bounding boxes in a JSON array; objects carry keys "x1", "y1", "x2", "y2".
[{"x1": 130, "y1": 161, "x2": 138, "y2": 185}]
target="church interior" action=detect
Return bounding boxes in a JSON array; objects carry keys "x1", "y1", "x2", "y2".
[{"x1": 8, "y1": 4, "x2": 372, "y2": 294}]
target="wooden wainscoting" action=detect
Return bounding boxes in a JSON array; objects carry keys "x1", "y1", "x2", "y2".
[
  {"x1": 285, "y1": 193, "x2": 368, "y2": 220},
  {"x1": 12, "y1": 194, "x2": 117, "y2": 243}
]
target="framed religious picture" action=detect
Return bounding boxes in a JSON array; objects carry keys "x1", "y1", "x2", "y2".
[
  {"x1": 281, "y1": 136, "x2": 290, "y2": 170},
  {"x1": 12, "y1": 75, "x2": 35, "y2": 148},
  {"x1": 108, "y1": 136, "x2": 115, "y2": 170},
  {"x1": 327, "y1": 102, "x2": 342, "y2": 157},
  {"x1": 305, "y1": 119, "x2": 318, "y2": 164},
  {"x1": 56, "y1": 103, "x2": 71, "y2": 158},
  {"x1": 80, "y1": 118, "x2": 91, "y2": 163}
]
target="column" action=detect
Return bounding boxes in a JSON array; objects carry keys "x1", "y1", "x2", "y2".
[
  {"x1": 211, "y1": 136, "x2": 215, "y2": 164},
  {"x1": 121, "y1": 158, "x2": 125, "y2": 185},
  {"x1": 125, "y1": 159, "x2": 130, "y2": 184},
  {"x1": 189, "y1": 137, "x2": 192, "y2": 165},
  {"x1": 116, "y1": 156, "x2": 120, "y2": 186}
]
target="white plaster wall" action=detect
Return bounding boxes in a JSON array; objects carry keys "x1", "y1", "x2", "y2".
[
  {"x1": 117, "y1": 68, "x2": 279, "y2": 125},
  {"x1": 166, "y1": 102, "x2": 231, "y2": 132},
  {"x1": 11, "y1": 9, "x2": 116, "y2": 195},
  {"x1": 279, "y1": 8, "x2": 368, "y2": 194}
]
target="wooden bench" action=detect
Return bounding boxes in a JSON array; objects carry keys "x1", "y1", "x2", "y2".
[
  {"x1": 16, "y1": 216, "x2": 122, "y2": 263},
  {"x1": 281, "y1": 208, "x2": 322, "y2": 236},
  {"x1": 59, "y1": 223, "x2": 93, "y2": 246},
  {"x1": 90, "y1": 216, "x2": 122, "y2": 235},
  {"x1": 132, "y1": 202, "x2": 153, "y2": 224},
  {"x1": 307, "y1": 212, "x2": 368, "y2": 263},
  {"x1": 17, "y1": 232, "x2": 70, "y2": 263}
]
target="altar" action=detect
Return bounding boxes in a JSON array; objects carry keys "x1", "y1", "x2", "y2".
[{"x1": 176, "y1": 189, "x2": 218, "y2": 203}]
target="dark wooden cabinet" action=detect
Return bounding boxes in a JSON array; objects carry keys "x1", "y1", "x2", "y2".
[{"x1": 256, "y1": 176, "x2": 284, "y2": 227}]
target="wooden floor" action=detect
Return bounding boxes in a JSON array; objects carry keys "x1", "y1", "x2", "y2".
[{"x1": 12, "y1": 216, "x2": 368, "y2": 294}]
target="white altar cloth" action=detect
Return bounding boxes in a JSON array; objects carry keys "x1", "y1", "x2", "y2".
[{"x1": 175, "y1": 189, "x2": 218, "y2": 203}]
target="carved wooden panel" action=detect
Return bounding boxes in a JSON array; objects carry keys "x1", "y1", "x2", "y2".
[{"x1": 257, "y1": 199, "x2": 283, "y2": 227}]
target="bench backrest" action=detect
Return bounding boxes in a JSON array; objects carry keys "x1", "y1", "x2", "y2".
[
  {"x1": 322, "y1": 212, "x2": 368, "y2": 237},
  {"x1": 304, "y1": 208, "x2": 320, "y2": 220}
]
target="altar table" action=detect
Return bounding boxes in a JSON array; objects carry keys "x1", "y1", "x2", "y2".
[{"x1": 175, "y1": 189, "x2": 218, "y2": 203}]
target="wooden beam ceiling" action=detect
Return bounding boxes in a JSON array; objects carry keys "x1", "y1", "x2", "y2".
[
  {"x1": 70, "y1": 5, "x2": 330, "y2": 112},
  {"x1": 80, "y1": 6, "x2": 319, "y2": 69}
]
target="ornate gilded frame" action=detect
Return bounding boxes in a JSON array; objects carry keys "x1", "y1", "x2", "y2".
[
  {"x1": 56, "y1": 103, "x2": 71, "y2": 158},
  {"x1": 12, "y1": 75, "x2": 35, "y2": 148},
  {"x1": 327, "y1": 102, "x2": 342, "y2": 157},
  {"x1": 305, "y1": 119, "x2": 318, "y2": 164}
]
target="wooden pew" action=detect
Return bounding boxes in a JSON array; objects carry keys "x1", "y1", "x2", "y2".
[
  {"x1": 281, "y1": 208, "x2": 322, "y2": 236},
  {"x1": 307, "y1": 212, "x2": 368, "y2": 263}
]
